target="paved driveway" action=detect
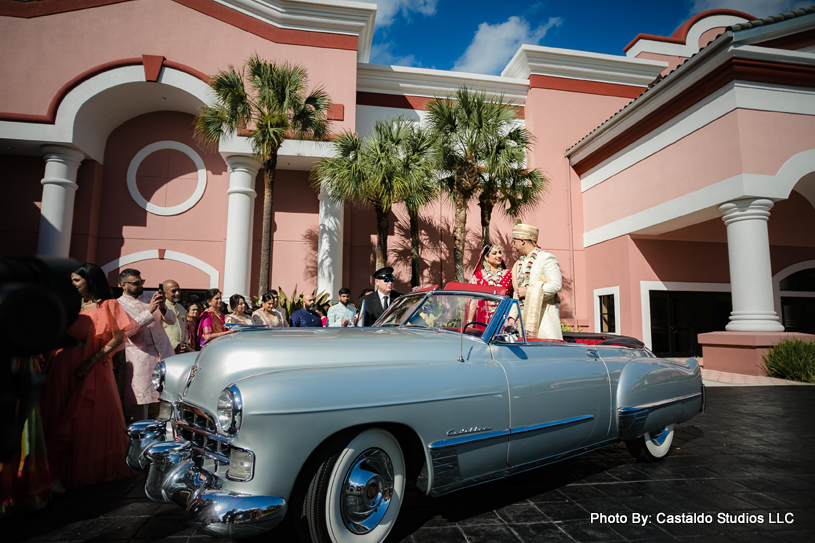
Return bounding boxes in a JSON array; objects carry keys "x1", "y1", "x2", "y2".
[{"x1": 6, "y1": 386, "x2": 814, "y2": 542}]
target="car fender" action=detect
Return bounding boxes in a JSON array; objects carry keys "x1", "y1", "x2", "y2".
[
  {"x1": 613, "y1": 356, "x2": 703, "y2": 440},
  {"x1": 159, "y1": 351, "x2": 198, "y2": 402}
]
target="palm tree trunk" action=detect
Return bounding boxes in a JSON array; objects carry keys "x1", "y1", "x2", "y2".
[
  {"x1": 409, "y1": 211, "x2": 420, "y2": 289},
  {"x1": 452, "y1": 188, "x2": 467, "y2": 282},
  {"x1": 374, "y1": 205, "x2": 390, "y2": 270},
  {"x1": 258, "y1": 152, "x2": 278, "y2": 295},
  {"x1": 479, "y1": 192, "x2": 495, "y2": 247}
]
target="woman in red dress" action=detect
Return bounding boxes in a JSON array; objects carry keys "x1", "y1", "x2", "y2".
[
  {"x1": 196, "y1": 289, "x2": 235, "y2": 348},
  {"x1": 40, "y1": 263, "x2": 138, "y2": 488},
  {"x1": 469, "y1": 244, "x2": 513, "y2": 323}
]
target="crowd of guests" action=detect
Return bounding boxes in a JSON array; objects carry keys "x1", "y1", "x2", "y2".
[
  {"x1": 0, "y1": 266, "x2": 384, "y2": 515},
  {"x1": 1, "y1": 222, "x2": 562, "y2": 516}
]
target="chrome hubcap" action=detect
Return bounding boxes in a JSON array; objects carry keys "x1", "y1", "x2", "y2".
[
  {"x1": 341, "y1": 448, "x2": 394, "y2": 534},
  {"x1": 649, "y1": 426, "x2": 670, "y2": 446}
]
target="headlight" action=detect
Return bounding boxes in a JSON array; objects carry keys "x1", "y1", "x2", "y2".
[
  {"x1": 216, "y1": 384, "x2": 243, "y2": 436},
  {"x1": 152, "y1": 360, "x2": 166, "y2": 393}
]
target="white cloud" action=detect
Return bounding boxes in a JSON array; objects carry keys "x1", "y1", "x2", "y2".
[
  {"x1": 452, "y1": 16, "x2": 562, "y2": 75},
  {"x1": 369, "y1": 0, "x2": 438, "y2": 28},
  {"x1": 690, "y1": 0, "x2": 811, "y2": 18},
  {"x1": 370, "y1": 41, "x2": 423, "y2": 67}
]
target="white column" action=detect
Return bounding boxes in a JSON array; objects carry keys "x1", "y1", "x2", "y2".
[
  {"x1": 317, "y1": 192, "x2": 344, "y2": 301},
  {"x1": 719, "y1": 198, "x2": 784, "y2": 331},
  {"x1": 222, "y1": 155, "x2": 260, "y2": 299},
  {"x1": 36, "y1": 145, "x2": 85, "y2": 257}
]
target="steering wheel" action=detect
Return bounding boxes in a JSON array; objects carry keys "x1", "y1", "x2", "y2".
[{"x1": 463, "y1": 321, "x2": 489, "y2": 337}]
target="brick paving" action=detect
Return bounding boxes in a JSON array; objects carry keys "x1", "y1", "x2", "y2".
[
  {"x1": 701, "y1": 368, "x2": 811, "y2": 387},
  {"x1": 4, "y1": 386, "x2": 814, "y2": 542}
]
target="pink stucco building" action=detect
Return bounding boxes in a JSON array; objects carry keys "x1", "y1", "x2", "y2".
[{"x1": 2, "y1": 1, "x2": 814, "y2": 373}]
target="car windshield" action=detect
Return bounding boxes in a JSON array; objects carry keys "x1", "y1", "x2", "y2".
[{"x1": 376, "y1": 291, "x2": 506, "y2": 338}]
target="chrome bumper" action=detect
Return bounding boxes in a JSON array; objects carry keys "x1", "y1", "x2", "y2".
[{"x1": 126, "y1": 420, "x2": 287, "y2": 538}]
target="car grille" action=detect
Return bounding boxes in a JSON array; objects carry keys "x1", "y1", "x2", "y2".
[{"x1": 175, "y1": 401, "x2": 230, "y2": 464}]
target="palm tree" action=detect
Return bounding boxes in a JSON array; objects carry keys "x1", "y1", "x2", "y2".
[
  {"x1": 477, "y1": 129, "x2": 548, "y2": 245},
  {"x1": 401, "y1": 125, "x2": 438, "y2": 288},
  {"x1": 314, "y1": 117, "x2": 435, "y2": 272},
  {"x1": 194, "y1": 55, "x2": 331, "y2": 295},
  {"x1": 426, "y1": 87, "x2": 544, "y2": 280}
]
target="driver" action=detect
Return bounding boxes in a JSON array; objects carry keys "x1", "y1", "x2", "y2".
[{"x1": 361, "y1": 267, "x2": 402, "y2": 325}]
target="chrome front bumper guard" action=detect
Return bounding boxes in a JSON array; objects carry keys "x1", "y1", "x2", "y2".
[{"x1": 126, "y1": 420, "x2": 287, "y2": 538}]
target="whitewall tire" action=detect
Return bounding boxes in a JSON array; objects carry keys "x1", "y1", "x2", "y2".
[
  {"x1": 625, "y1": 424, "x2": 675, "y2": 462},
  {"x1": 298, "y1": 428, "x2": 406, "y2": 543}
]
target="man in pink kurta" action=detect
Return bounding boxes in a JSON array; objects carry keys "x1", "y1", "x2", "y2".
[{"x1": 117, "y1": 268, "x2": 175, "y2": 420}]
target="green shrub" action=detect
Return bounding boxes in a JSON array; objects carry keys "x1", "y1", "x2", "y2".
[
  {"x1": 561, "y1": 321, "x2": 585, "y2": 332},
  {"x1": 762, "y1": 338, "x2": 815, "y2": 383},
  {"x1": 276, "y1": 285, "x2": 330, "y2": 316}
]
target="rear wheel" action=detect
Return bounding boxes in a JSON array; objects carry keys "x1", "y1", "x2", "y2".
[
  {"x1": 625, "y1": 424, "x2": 674, "y2": 462},
  {"x1": 296, "y1": 428, "x2": 405, "y2": 543}
]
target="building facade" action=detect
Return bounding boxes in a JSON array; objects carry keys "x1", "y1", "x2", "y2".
[{"x1": 2, "y1": 1, "x2": 814, "y2": 371}]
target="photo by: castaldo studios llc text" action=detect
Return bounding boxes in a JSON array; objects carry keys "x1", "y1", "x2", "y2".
[{"x1": 590, "y1": 512, "x2": 796, "y2": 526}]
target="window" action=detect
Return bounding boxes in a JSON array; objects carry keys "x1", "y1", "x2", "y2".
[
  {"x1": 599, "y1": 295, "x2": 615, "y2": 333},
  {"x1": 779, "y1": 267, "x2": 815, "y2": 333},
  {"x1": 779, "y1": 268, "x2": 815, "y2": 292},
  {"x1": 594, "y1": 287, "x2": 619, "y2": 334}
]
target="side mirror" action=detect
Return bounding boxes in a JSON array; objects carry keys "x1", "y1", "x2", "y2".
[{"x1": 494, "y1": 326, "x2": 520, "y2": 344}]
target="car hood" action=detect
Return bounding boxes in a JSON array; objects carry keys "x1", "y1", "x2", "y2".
[{"x1": 178, "y1": 326, "x2": 478, "y2": 407}]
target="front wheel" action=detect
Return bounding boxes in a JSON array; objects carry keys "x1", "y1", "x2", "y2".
[
  {"x1": 625, "y1": 424, "x2": 674, "y2": 462},
  {"x1": 296, "y1": 428, "x2": 406, "y2": 543}
]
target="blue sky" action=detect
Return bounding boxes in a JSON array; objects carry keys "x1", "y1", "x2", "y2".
[{"x1": 367, "y1": 0, "x2": 812, "y2": 75}]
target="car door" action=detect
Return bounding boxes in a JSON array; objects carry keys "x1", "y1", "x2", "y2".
[{"x1": 490, "y1": 317, "x2": 612, "y2": 467}]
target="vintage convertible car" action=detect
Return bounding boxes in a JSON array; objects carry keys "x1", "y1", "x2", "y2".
[{"x1": 127, "y1": 288, "x2": 704, "y2": 542}]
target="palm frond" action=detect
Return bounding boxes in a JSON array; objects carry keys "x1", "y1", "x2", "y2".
[
  {"x1": 209, "y1": 67, "x2": 253, "y2": 125},
  {"x1": 311, "y1": 131, "x2": 368, "y2": 202},
  {"x1": 291, "y1": 86, "x2": 331, "y2": 140},
  {"x1": 194, "y1": 104, "x2": 232, "y2": 149}
]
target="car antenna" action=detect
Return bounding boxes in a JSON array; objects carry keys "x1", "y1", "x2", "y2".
[{"x1": 458, "y1": 312, "x2": 465, "y2": 363}]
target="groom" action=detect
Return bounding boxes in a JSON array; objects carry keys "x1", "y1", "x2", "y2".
[{"x1": 510, "y1": 223, "x2": 563, "y2": 340}]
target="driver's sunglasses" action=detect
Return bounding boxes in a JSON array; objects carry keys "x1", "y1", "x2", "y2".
[
  {"x1": 123, "y1": 279, "x2": 146, "y2": 286},
  {"x1": 381, "y1": 276, "x2": 396, "y2": 283}
]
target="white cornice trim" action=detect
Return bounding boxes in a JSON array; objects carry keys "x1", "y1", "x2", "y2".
[
  {"x1": 501, "y1": 45, "x2": 666, "y2": 87},
  {"x1": 567, "y1": 34, "x2": 734, "y2": 164},
  {"x1": 216, "y1": 0, "x2": 377, "y2": 62},
  {"x1": 579, "y1": 81, "x2": 815, "y2": 192},
  {"x1": 583, "y1": 149, "x2": 815, "y2": 247},
  {"x1": 357, "y1": 63, "x2": 530, "y2": 105},
  {"x1": 569, "y1": 40, "x2": 815, "y2": 169},
  {"x1": 625, "y1": 14, "x2": 750, "y2": 59}
]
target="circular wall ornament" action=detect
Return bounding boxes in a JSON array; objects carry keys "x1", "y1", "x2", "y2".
[{"x1": 126, "y1": 141, "x2": 207, "y2": 216}]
